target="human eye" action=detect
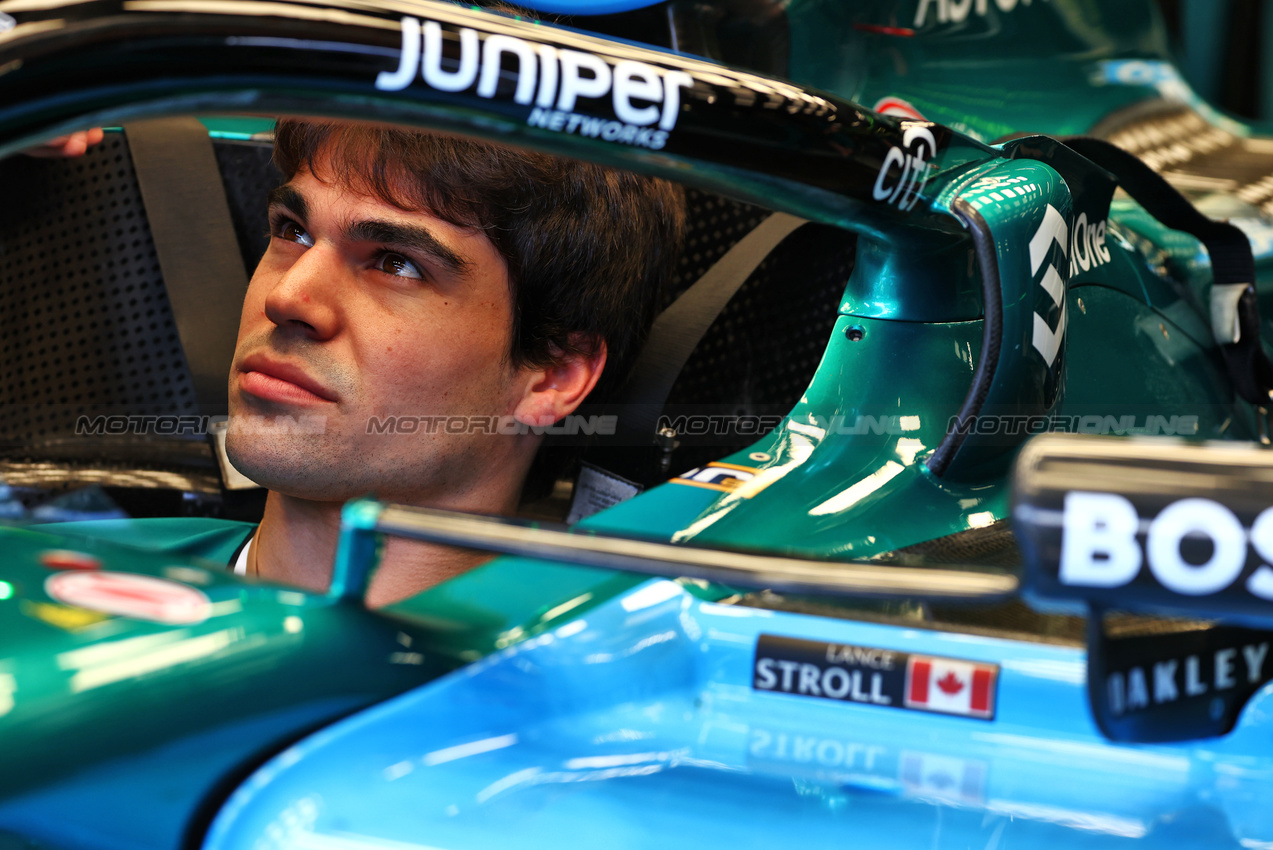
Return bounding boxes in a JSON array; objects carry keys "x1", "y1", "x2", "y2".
[
  {"x1": 270, "y1": 215, "x2": 314, "y2": 248},
  {"x1": 374, "y1": 252, "x2": 425, "y2": 281}
]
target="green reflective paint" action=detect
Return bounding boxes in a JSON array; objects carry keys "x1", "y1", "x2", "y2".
[
  {"x1": 385, "y1": 558, "x2": 652, "y2": 661},
  {"x1": 586, "y1": 313, "x2": 994, "y2": 555},
  {"x1": 845, "y1": 227, "x2": 982, "y2": 320},
  {"x1": 1064, "y1": 282, "x2": 1251, "y2": 440},
  {"x1": 574, "y1": 146, "x2": 1256, "y2": 558},
  {"x1": 786, "y1": 0, "x2": 1174, "y2": 142},
  {"x1": 0, "y1": 4, "x2": 1267, "y2": 844},
  {"x1": 0, "y1": 524, "x2": 446, "y2": 841}
]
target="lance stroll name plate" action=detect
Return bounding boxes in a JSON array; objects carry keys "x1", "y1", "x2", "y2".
[
  {"x1": 1013, "y1": 433, "x2": 1273, "y2": 626},
  {"x1": 753, "y1": 634, "x2": 998, "y2": 720}
]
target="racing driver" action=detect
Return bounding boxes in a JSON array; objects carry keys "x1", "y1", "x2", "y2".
[
  {"x1": 51, "y1": 119, "x2": 685, "y2": 606},
  {"x1": 225, "y1": 120, "x2": 684, "y2": 604}
]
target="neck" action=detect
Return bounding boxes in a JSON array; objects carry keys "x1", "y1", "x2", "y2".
[{"x1": 252, "y1": 463, "x2": 529, "y2": 606}]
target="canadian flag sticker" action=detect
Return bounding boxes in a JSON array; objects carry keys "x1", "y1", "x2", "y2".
[{"x1": 904, "y1": 655, "x2": 998, "y2": 720}]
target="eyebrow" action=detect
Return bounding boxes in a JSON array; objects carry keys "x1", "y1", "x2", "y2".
[
  {"x1": 266, "y1": 183, "x2": 472, "y2": 279},
  {"x1": 345, "y1": 219, "x2": 472, "y2": 277},
  {"x1": 267, "y1": 184, "x2": 309, "y2": 222}
]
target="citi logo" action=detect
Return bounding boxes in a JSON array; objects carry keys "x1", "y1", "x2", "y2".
[
  {"x1": 377, "y1": 17, "x2": 693, "y2": 135},
  {"x1": 872, "y1": 126, "x2": 936, "y2": 211}
]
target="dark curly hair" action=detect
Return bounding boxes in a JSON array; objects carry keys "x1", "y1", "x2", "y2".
[{"x1": 272, "y1": 120, "x2": 686, "y2": 402}]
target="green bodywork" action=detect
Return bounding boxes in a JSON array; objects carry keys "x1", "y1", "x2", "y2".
[
  {"x1": 0, "y1": 524, "x2": 448, "y2": 846},
  {"x1": 787, "y1": 0, "x2": 1183, "y2": 143},
  {"x1": 1, "y1": 2, "x2": 1270, "y2": 844},
  {"x1": 384, "y1": 0, "x2": 1269, "y2": 654},
  {"x1": 556, "y1": 0, "x2": 1263, "y2": 557}
]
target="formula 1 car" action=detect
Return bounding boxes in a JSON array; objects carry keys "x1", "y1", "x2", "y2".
[{"x1": 2, "y1": 0, "x2": 1273, "y2": 848}]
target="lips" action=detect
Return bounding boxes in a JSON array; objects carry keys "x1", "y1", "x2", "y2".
[{"x1": 237, "y1": 355, "x2": 337, "y2": 405}]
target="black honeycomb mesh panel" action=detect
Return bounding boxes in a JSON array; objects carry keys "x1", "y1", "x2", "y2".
[
  {"x1": 214, "y1": 138, "x2": 283, "y2": 274},
  {"x1": 0, "y1": 133, "x2": 195, "y2": 450},
  {"x1": 874, "y1": 520, "x2": 1024, "y2": 569},
  {"x1": 663, "y1": 190, "x2": 856, "y2": 473},
  {"x1": 0, "y1": 133, "x2": 280, "y2": 453},
  {"x1": 663, "y1": 189, "x2": 771, "y2": 304}
]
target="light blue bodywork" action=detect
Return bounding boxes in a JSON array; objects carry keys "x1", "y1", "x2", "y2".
[{"x1": 205, "y1": 579, "x2": 1273, "y2": 849}]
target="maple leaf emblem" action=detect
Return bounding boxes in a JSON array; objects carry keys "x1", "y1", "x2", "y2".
[
  {"x1": 936, "y1": 671, "x2": 965, "y2": 696},
  {"x1": 928, "y1": 772, "x2": 955, "y2": 789}
]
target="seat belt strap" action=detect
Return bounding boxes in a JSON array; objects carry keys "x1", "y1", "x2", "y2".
[
  {"x1": 125, "y1": 117, "x2": 248, "y2": 414},
  {"x1": 615, "y1": 211, "x2": 808, "y2": 443},
  {"x1": 1064, "y1": 137, "x2": 1273, "y2": 406}
]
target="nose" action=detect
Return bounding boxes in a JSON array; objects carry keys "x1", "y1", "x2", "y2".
[{"x1": 261, "y1": 244, "x2": 341, "y2": 340}]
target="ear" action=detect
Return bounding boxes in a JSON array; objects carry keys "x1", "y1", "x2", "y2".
[{"x1": 512, "y1": 335, "x2": 608, "y2": 428}]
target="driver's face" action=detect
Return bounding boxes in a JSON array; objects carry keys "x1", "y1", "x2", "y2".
[{"x1": 226, "y1": 167, "x2": 531, "y2": 505}]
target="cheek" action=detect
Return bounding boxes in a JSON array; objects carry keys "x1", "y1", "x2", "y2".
[
  {"x1": 236, "y1": 274, "x2": 272, "y2": 341},
  {"x1": 363, "y1": 321, "x2": 514, "y2": 405}
]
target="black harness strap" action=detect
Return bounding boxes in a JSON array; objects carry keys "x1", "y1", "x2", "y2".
[
  {"x1": 1064, "y1": 136, "x2": 1273, "y2": 406},
  {"x1": 125, "y1": 117, "x2": 248, "y2": 413},
  {"x1": 615, "y1": 211, "x2": 808, "y2": 445}
]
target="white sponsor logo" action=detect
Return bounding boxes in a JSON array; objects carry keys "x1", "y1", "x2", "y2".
[
  {"x1": 1028, "y1": 204, "x2": 1069, "y2": 367},
  {"x1": 377, "y1": 18, "x2": 692, "y2": 150},
  {"x1": 1106, "y1": 641, "x2": 1269, "y2": 717},
  {"x1": 1059, "y1": 492, "x2": 1273, "y2": 600},
  {"x1": 1068, "y1": 211, "x2": 1111, "y2": 275},
  {"x1": 872, "y1": 125, "x2": 936, "y2": 211},
  {"x1": 826, "y1": 643, "x2": 896, "y2": 669},
  {"x1": 754, "y1": 656, "x2": 894, "y2": 705},
  {"x1": 914, "y1": 0, "x2": 1035, "y2": 28}
]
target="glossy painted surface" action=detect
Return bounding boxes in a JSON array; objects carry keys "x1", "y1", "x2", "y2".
[
  {"x1": 776, "y1": 0, "x2": 1273, "y2": 294},
  {"x1": 0, "y1": 524, "x2": 448, "y2": 848},
  {"x1": 0, "y1": 0, "x2": 988, "y2": 236},
  {"x1": 786, "y1": 0, "x2": 1173, "y2": 143},
  {"x1": 204, "y1": 579, "x2": 1273, "y2": 849},
  {"x1": 518, "y1": 0, "x2": 662, "y2": 12},
  {"x1": 588, "y1": 313, "x2": 1002, "y2": 554},
  {"x1": 0, "y1": 4, "x2": 1270, "y2": 848},
  {"x1": 0, "y1": 0, "x2": 1259, "y2": 555},
  {"x1": 585, "y1": 150, "x2": 1252, "y2": 556}
]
